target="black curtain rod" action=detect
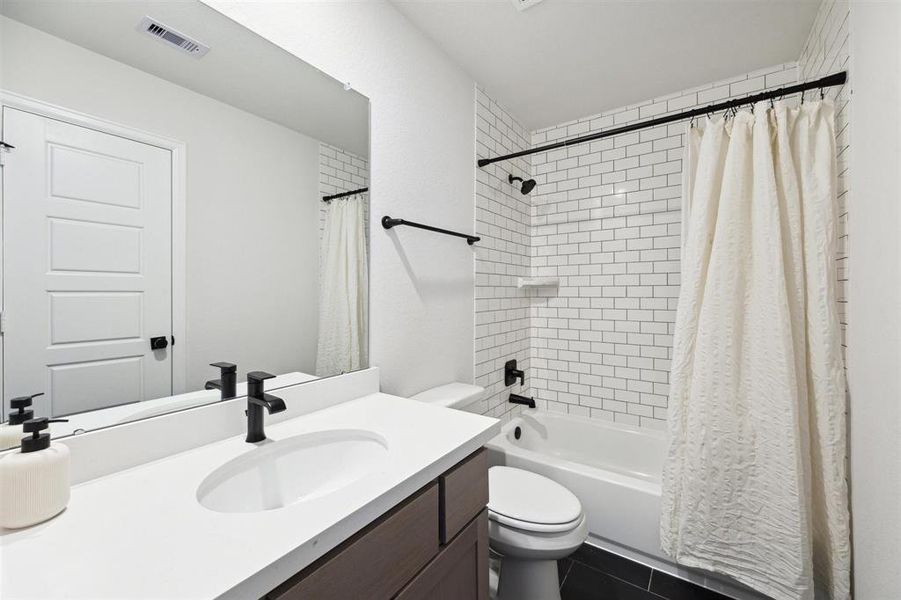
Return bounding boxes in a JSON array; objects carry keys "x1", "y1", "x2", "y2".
[
  {"x1": 477, "y1": 71, "x2": 847, "y2": 168},
  {"x1": 322, "y1": 187, "x2": 369, "y2": 202},
  {"x1": 381, "y1": 216, "x2": 480, "y2": 245}
]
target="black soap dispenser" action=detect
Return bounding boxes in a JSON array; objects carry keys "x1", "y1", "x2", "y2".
[{"x1": 1, "y1": 393, "x2": 43, "y2": 451}]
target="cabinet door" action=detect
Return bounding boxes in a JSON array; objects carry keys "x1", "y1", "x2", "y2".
[
  {"x1": 439, "y1": 449, "x2": 488, "y2": 544},
  {"x1": 395, "y1": 510, "x2": 488, "y2": 600},
  {"x1": 269, "y1": 484, "x2": 439, "y2": 600}
]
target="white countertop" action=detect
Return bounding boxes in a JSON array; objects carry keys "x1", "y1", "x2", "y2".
[{"x1": 0, "y1": 393, "x2": 500, "y2": 600}]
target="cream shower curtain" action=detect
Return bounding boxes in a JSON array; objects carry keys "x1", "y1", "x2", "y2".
[
  {"x1": 660, "y1": 101, "x2": 850, "y2": 600},
  {"x1": 316, "y1": 197, "x2": 368, "y2": 376}
]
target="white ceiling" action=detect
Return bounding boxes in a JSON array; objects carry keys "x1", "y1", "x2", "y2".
[
  {"x1": 0, "y1": 0, "x2": 370, "y2": 157},
  {"x1": 391, "y1": 0, "x2": 821, "y2": 130}
]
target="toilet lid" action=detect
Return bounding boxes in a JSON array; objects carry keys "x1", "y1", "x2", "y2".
[{"x1": 488, "y1": 467, "x2": 582, "y2": 527}]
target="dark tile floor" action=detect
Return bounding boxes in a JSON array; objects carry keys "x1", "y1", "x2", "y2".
[{"x1": 557, "y1": 544, "x2": 737, "y2": 600}]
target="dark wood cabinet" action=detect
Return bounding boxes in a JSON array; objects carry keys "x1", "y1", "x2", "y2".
[
  {"x1": 395, "y1": 511, "x2": 489, "y2": 600},
  {"x1": 266, "y1": 449, "x2": 489, "y2": 600},
  {"x1": 267, "y1": 484, "x2": 440, "y2": 600},
  {"x1": 438, "y1": 449, "x2": 489, "y2": 544}
]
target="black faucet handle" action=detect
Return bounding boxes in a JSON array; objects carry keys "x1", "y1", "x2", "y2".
[
  {"x1": 247, "y1": 371, "x2": 276, "y2": 400},
  {"x1": 247, "y1": 371, "x2": 276, "y2": 384},
  {"x1": 247, "y1": 371, "x2": 275, "y2": 383},
  {"x1": 504, "y1": 359, "x2": 525, "y2": 386},
  {"x1": 210, "y1": 362, "x2": 237, "y2": 374}
]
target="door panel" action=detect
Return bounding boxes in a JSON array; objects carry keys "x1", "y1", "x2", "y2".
[
  {"x1": 49, "y1": 218, "x2": 143, "y2": 274},
  {"x1": 48, "y1": 144, "x2": 143, "y2": 209},
  {"x1": 49, "y1": 356, "x2": 144, "y2": 415},
  {"x1": 49, "y1": 292, "x2": 143, "y2": 344},
  {"x1": 2, "y1": 107, "x2": 172, "y2": 417}
]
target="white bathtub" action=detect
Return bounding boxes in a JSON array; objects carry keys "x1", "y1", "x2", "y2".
[{"x1": 485, "y1": 410, "x2": 767, "y2": 600}]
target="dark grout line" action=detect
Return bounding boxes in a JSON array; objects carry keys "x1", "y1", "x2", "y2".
[
  {"x1": 570, "y1": 556, "x2": 648, "y2": 591},
  {"x1": 570, "y1": 559, "x2": 669, "y2": 600}
]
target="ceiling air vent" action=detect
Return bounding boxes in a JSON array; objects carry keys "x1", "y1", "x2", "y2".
[
  {"x1": 511, "y1": 0, "x2": 546, "y2": 12},
  {"x1": 137, "y1": 17, "x2": 210, "y2": 58}
]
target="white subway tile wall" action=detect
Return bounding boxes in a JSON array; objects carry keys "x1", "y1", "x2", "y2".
[
  {"x1": 798, "y1": 0, "x2": 850, "y2": 361},
  {"x1": 472, "y1": 88, "x2": 533, "y2": 420},
  {"x1": 318, "y1": 141, "x2": 370, "y2": 257},
  {"x1": 525, "y1": 62, "x2": 803, "y2": 429}
]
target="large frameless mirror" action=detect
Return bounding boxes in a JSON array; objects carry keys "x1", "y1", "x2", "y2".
[{"x1": 0, "y1": 0, "x2": 370, "y2": 443}]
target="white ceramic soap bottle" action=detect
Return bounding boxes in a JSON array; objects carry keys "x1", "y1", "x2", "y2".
[
  {"x1": 0, "y1": 416, "x2": 70, "y2": 529},
  {"x1": 0, "y1": 393, "x2": 42, "y2": 451}
]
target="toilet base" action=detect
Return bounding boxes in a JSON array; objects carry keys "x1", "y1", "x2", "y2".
[{"x1": 497, "y1": 556, "x2": 560, "y2": 600}]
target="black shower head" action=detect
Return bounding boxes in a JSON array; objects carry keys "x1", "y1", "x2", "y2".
[
  {"x1": 508, "y1": 174, "x2": 537, "y2": 195},
  {"x1": 520, "y1": 178, "x2": 537, "y2": 195}
]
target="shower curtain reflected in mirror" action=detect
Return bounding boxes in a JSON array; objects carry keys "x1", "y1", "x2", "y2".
[
  {"x1": 316, "y1": 196, "x2": 368, "y2": 377},
  {"x1": 660, "y1": 101, "x2": 850, "y2": 600}
]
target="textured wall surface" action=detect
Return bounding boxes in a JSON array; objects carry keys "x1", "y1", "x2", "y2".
[{"x1": 845, "y1": 1, "x2": 901, "y2": 598}]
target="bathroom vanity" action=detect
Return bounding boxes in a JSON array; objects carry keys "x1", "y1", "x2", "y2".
[
  {"x1": 0, "y1": 371, "x2": 500, "y2": 599},
  {"x1": 268, "y1": 449, "x2": 489, "y2": 600}
]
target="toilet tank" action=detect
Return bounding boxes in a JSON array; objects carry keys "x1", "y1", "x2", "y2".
[{"x1": 409, "y1": 382, "x2": 484, "y2": 409}]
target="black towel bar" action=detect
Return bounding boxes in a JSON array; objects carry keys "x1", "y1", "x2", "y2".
[{"x1": 381, "y1": 216, "x2": 480, "y2": 245}]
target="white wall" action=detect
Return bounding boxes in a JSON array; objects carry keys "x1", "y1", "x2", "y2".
[
  {"x1": 848, "y1": 2, "x2": 901, "y2": 597},
  {"x1": 0, "y1": 16, "x2": 322, "y2": 391},
  {"x1": 203, "y1": 0, "x2": 477, "y2": 397}
]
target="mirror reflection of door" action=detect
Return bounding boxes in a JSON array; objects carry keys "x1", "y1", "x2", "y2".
[{"x1": 2, "y1": 107, "x2": 174, "y2": 418}]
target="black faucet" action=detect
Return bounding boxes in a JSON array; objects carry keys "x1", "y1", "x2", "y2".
[
  {"x1": 505, "y1": 359, "x2": 525, "y2": 386},
  {"x1": 509, "y1": 393, "x2": 535, "y2": 409},
  {"x1": 205, "y1": 362, "x2": 237, "y2": 400},
  {"x1": 245, "y1": 371, "x2": 286, "y2": 443}
]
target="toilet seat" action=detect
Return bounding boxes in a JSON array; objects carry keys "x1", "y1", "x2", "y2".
[
  {"x1": 488, "y1": 511, "x2": 589, "y2": 561},
  {"x1": 488, "y1": 509, "x2": 582, "y2": 534},
  {"x1": 487, "y1": 467, "x2": 584, "y2": 533}
]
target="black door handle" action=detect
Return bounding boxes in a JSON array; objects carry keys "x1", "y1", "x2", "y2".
[{"x1": 150, "y1": 336, "x2": 169, "y2": 350}]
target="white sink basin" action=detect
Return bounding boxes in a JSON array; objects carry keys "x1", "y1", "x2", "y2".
[{"x1": 197, "y1": 429, "x2": 388, "y2": 513}]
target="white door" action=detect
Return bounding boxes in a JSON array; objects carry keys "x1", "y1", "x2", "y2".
[{"x1": 2, "y1": 107, "x2": 173, "y2": 418}]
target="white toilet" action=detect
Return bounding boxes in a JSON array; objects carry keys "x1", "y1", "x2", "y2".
[
  {"x1": 410, "y1": 383, "x2": 589, "y2": 600},
  {"x1": 487, "y1": 466, "x2": 588, "y2": 600}
]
